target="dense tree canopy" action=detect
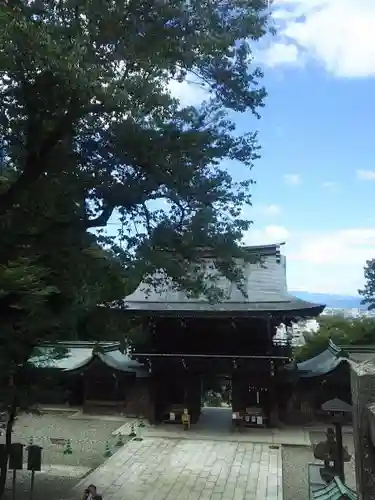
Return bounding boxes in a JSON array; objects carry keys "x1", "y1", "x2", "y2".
[
  {"x1": 1, "y1": 0, "x2": 272, "y2": 302},
  {"x1": 295, "y1": 315, "x2": 375, "y2": 361}
]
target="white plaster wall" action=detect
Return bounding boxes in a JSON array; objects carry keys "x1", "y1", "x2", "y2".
[{"x1": 126, "y1": 254, "x2": 289, "y2": 303}]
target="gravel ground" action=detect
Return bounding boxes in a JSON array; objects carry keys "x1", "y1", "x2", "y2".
[
  {"x1": 1, "y1": 412, "x2": 128, "y2": 500},
  {"x1": 282, "y1": 431, "x2": 356, "y2": 500},
  {"x1": 11, "y1": 412, "x2": 125, "y2": 467}
]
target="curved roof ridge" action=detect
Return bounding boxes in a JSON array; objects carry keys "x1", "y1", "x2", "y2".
[
  {"x1": 297, "y1": 340, "x2": 348, "y2": 378},
  {"x1": 328, "y1": 339, "x2": 343, "y2": 356}
]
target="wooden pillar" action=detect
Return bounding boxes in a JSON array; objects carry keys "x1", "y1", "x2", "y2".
[
  {"x1": 231, "y1": 371, "x2": 241, "y2": 413},
  {"x1": 82, "y1": 374, "x2": 88, "y2": 407},
  {"x1": 268, "y1": 360, "x2": 280, "y2": 428},
  {"x1": 187, "y1": 372, "x2": 202, "y2": 424},
  {"x1": 147, "y1": 373, "x2": 157, "y2": 424}
]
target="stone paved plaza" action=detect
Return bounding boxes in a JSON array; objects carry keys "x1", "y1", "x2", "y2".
[{"x1": 74, "y1": 437, "x2": 283, "y2": 500}]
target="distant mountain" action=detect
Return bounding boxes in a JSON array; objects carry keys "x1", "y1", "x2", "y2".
[{"x1": 290, "y1": 291, "x2": 366, "y2": 310}]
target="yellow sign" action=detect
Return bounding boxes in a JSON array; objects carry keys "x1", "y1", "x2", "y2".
[{"x1": 181, "y1": 413, "x2": 190, "y2": 426}]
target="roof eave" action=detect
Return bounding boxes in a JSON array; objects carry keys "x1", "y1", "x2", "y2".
[{"x1": 116, "y1": 303, "x2": 325, "y2": 318}]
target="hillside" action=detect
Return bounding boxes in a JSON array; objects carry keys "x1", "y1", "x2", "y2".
[{"x1": 291, "y1": 291, "x2": 365, "y2": 310}]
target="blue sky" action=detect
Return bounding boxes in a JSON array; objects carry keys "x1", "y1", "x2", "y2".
[{"x1": 170, "y1": 0, "x2": 375, "y2": 295}]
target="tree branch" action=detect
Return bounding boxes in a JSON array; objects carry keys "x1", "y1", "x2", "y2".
[{"x1": 84, "y1": 204, "x2": 115, "y2": 228}]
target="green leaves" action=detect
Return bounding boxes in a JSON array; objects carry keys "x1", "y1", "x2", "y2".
[
  {"x1": 359, "y1": 259, "x2": 375, "y2": 310},
  {"x1": 294, "y1": 315, "x2": 375, "y2": 362}
]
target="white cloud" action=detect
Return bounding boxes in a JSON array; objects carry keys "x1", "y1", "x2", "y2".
[
  {"x1": 244, "y1": 225, "x2": 375, "y2": 294},
  {"x1": 244, "y1": 225, "x2": 290, "y2": 245},
  {"x1": 261, "y1": 0, "x2": 375, "y2": 78},
  {"x1": 283, "y1": 173, "x2": 301, "y2": 185},
  {"x1": 322, "y1": 181, "x2": 339, "y2": 192},
  {"x1": 167, "y1": 77, "x2": 209, "y2": 107},
  {"x1": 290, "y1": 228, "x2": 375, "y2": 265},
  {"x1": 259, "y1": 42, "x2": 301, "y2": 67},
  {"x1": 262, "y1": 204, "x2": 282, "y2": 216},
  {"x1": 357, "y1": 169, "x2": 375, "y2": 180}
]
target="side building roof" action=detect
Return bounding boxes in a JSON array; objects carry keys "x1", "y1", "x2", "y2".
[
  {"x1": 28, "y1": 342, "x2": 148, "y2": 378},
  {"x1": 296, "y1": 340, "x2": 347, "y2": 378},
  {"x1": 296, "y1": 340, "x2": 375, "y2": 378}
]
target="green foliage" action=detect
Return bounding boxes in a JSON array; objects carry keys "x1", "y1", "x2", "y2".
[
  {"x1": 294, "y1": 315, "x2": 375, "y2": 361},
  {"x1": 359, "y1": 259, "x2": 375, "y2": 310},
  {"x1": 0, "y1": 0, "x2": 271, "y2": 301}
]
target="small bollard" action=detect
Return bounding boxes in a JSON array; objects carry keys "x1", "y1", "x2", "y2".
[
  {"x1": 129, "y1": 423, "x2": 137, "y2": 438},
  {"x1": 63, "y1": 439, "x2": 72, "y2": 455},
  {"x1": 115, "y1": 433, "x2": 124, "y2": 447},
  {"x1": 103, "y1": 441, "x2": 112, "y2": 457},
  {"x1": 133, "y1": 421, "x2": 143, "y2": 442}
]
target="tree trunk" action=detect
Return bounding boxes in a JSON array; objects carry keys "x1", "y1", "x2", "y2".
[{"x1": 0, "y1": 381, "x2": 17, "y2": 498}]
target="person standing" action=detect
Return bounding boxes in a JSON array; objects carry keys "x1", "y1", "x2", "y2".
[{"x1": 83, "y1": 484, "x2": 102, "y2": 500}]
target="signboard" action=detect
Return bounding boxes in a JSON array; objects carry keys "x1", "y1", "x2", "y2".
[
  {"x1": 169, "y1": 412, "x2": 175, "y2": 421},
  {"x1": 181, "y1": 414, "x2": 190, "y2": 425}
]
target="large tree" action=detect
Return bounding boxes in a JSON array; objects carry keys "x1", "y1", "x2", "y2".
[
  {"x1": 0, "y1": 2, "x2": 271, "y2": 493},
  {"x1": 359, "y1": 259, "x2": 375, "y2": 310}
]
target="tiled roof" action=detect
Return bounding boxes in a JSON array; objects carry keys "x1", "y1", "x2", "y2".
[
  {"x1": 312, "y1": 476, "x2": 357, "y2": 500},
  {"x1": 121, "y1": 296, "x2": 325, "y2": 317},
  {"x1": 28, "y1": 343, "x2": 147, "y2": 376},
  {"x1": 296, "y1": 340, "x2": 346, "y2": 378}
]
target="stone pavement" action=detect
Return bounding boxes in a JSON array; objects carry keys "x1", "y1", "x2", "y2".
[
  {"x1": 113, "y1": 422, "x2": 310, "y2": 446},
  {"x1": 73, "y1": 437, "x2": 282, "y2": 500}
]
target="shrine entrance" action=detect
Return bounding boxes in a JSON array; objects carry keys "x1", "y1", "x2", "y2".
[
  {"x1": 202, "y1": 374, "x2": 231, "y2": 408},
  {"x1": 146, "y1": 354, "x2": 280, "y2": 429},
  {"x1": 198, "y1": 374, "x2": 232, "y2": 432},
  {"x1": 196, "y1": 406, "x2": 233, "y2": 433}
]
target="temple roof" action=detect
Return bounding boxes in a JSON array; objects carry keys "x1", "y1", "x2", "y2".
[
  {"x1": 121, "y1": 297, "x2": 325, "y2": 318},
  {"x1": 120, "y1": 243, "x2": 324, "y2": 318},
  {"x1": 28, "y1": 342, "x2": 148, "y2": 377}
]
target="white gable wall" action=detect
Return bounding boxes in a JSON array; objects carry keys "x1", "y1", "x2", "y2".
[{"x1": 125, "y1": 254, "x2": 289, "y2": 303}]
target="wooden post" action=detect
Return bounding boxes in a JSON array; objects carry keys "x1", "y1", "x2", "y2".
[
  {"x1": 11, "y1": 470, "x2": 16, "y2": 500},
  {"x1": 29, "y1": 470, "x2": 35, "y2": 500},
  {"x1": 334, "y1": 422, "x2": 345, "y2": 483},
  {"x1": 82, "y1": 374, "x2": 88, "y2": 407}
]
